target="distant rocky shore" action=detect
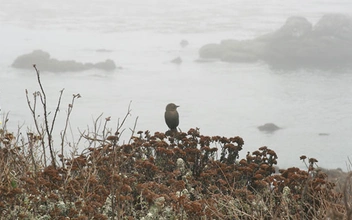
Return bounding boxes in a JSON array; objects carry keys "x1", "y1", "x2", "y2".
[
  {"x1": 198, "y1": 14, "x2": 352, "y2": 70},
  {"x1": 12, "y1": 50, "x2": 117, "y2": 72}
]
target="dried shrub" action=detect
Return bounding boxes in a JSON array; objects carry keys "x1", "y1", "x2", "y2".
[{"x1": 0, "y1": 125, "x2": 347, "y2": 219}]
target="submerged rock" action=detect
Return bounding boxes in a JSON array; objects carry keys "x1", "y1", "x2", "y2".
[
  {"x1": 12, "y1": 50, "x2": 117, "y2": 72},
  {"x1": 318, "y1": 133, "x2": 330, "y2": 136},
  {"x1": 180, "y1": 39, "x2": 189, "y2": 47},
  {"x1": 170, "y1": 56, "x2": 182, "y2": 64},
  {"x1": 96, "y1": 49, "x2": 113, "y2": 53},
  {"x1": 258, "y1": 123, "x2": 281, "y2": 133}
]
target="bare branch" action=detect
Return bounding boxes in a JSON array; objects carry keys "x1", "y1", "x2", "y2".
[
  {"x1": 116, "y1": 101, "x2": 132, "y2": 132},
  {"x1": 50, "y1": 88, "x2": 65, "y2": 136},
  {"x1": 60, "y1": 93, "x2": 80, "y2": 168},
  {"x1": 128, "y1": 116, "x2": 139, "y2": 144}
]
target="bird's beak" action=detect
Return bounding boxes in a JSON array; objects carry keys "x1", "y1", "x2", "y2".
[{"x1": 176, "y1": 105, "x2": 180, "y2": 108}]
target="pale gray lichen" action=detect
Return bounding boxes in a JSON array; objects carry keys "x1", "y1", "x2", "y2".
[{"x1": 176, "y1": 158, "x2": 185, "y2": 173}]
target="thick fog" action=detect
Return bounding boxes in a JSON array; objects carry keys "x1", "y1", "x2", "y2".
[{"x1": 1, "y1": 0, "x2": 352, "y2": 170}]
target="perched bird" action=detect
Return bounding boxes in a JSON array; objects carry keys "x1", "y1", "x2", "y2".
[{"x1": 165, "y1": 103, "x2": 179, "y2": 131}]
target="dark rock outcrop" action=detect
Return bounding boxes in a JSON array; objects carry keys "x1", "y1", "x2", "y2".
[
  {"x1": 12, "y1": 50, "x2": 117, "y2": 72},
  {"x1": 258, "y1": 123, "x2": 281, "y2": 133},
  {"x1": 199, "y1": 14, "x2": 352, "y2": 70}
]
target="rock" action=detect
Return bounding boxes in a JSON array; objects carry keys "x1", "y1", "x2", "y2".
[
  {"x1": 94, "y1": 59, "x2": 116, "y2": 70},
  {"x1": 12, "y1": 50, "x2": 117, "y2": 72},
  {"x1": 12, "y1": 50, "x2": 51, "y2": 69},
  {"x1": 258, "y1": 123, "x2": 281, "y2": 133},
  {"x1": 198, "y1": 14, "x2": 352, "y2": 70},
  {"x1": 261, "y1": 15, "x2": 352, "y2": 70},
  {"x1": 263, "y1": 16, "x2": 313, "y2": 40},
  {"x1": 313, "y1": 14, "x2": 352, "y2": 39},
  {"x1": 170, "y1": 56, "x2": 182, "y2": 64},
  {"x1": 219, "y1": 39, "x2": 262, "y2": 62},
  {"x1": 318, "y1": 133, "x2": 330, "y2": 136},
  {"x1": 180, "y1": 40, "x2": 189, "y2": 47},
  {"x1": 194, "y1": 58, "x2": 219, "y2": 63},
  {"x1": 96, "y1": 49, "x2": 113, "y2": 53},
  {"x1": 199, "y1": 43, "x2": 229, "y2": 59}
]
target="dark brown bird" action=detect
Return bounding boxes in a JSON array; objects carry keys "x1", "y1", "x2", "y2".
[{"x1": 165, "y1": 103, "x2": 179, "y2": 131}]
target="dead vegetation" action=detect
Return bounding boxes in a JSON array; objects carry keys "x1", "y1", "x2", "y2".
[{"x1": 0, "y1": 66, "x2": 351, "y2": 219}]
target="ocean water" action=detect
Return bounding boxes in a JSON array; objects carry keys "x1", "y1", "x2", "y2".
[{"x1": 1, "y1": 0, "x2": 352, "y2": 170}]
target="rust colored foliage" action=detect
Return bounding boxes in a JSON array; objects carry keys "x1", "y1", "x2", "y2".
[{"x1": 0, "y1": 128, "x2": 346, "y2": 219}]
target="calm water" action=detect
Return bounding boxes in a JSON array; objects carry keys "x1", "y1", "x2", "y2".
[{"x1": 1, "y1": 0, "x2": 352, "y2": 170}]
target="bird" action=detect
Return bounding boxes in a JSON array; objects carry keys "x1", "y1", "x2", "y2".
[{"x1": 164, "y1": 103, "x2": 179, "y2": 132}]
